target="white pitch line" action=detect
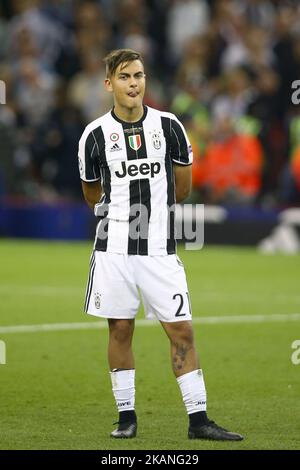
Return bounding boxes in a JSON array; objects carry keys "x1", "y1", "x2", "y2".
[
  {"x1": 0, "y1": 285, "x2": 300, "y2": 303},
  {"x1": 0, "y1": 313, "x2": 300, "y2": 334},
  {"x1": 0, "y1": 285, "x2": 83, "y2": 296}
]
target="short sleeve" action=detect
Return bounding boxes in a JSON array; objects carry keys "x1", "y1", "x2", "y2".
[
  {"x1": 78, "y1": 129, "x2": 101, "y2": 182},
  {"x1": 170, "y1": 117, "x2": 193, "y2": 166}
]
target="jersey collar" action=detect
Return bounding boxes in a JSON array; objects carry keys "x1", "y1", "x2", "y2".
[{"x1": 111, "y1": 105, "x2": 148, "y2": 126}]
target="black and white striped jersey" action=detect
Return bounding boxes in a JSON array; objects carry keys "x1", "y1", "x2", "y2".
[{"x1": 78, "y1": 105, "x2": 193, "y2": 255}]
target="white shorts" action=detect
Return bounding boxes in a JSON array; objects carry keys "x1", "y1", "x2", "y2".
[{"x1": 84, "y1": 251, "x2": 192, "y2": 323}]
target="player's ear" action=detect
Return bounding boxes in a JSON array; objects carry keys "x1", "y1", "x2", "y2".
[{"x1": 104, "y1": 78, "x2": 113, "y2": 93}]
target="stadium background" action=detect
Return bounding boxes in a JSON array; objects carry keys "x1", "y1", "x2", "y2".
[{"x1": 0, "y1": 0, "x2": 300, "y2": 451}]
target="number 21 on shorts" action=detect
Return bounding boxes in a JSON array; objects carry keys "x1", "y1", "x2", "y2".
[{"x1": 173, "y1": 292, "x2": 192, "y2": 317}]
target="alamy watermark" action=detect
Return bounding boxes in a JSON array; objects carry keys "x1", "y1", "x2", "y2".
[
  {"x1": 291, "y1": 80, "x2": 300, "y2": 105},
  {"x1": 94, "y1": 203, "x2": 204, "y2": 250},
  {"x1": 0, "y1": 80, "x2": 6, "y2": 104},
  {"x1": 291, "y1": 340, "x2": 300, "y2": 365},
  {"x1": 0, "y1": 340, "x2": 6, "y2": 365},
  {"x1": 176, "y1": 204, "x2": 204, "y2": 250}
]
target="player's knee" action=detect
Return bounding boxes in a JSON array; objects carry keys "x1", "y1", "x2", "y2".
[
  {"x1": 169, "y1": 322, "x2": 194, "y2": 347},
  {"x1": 108, "y1": 319, "x2": 134, "y2": 344}
]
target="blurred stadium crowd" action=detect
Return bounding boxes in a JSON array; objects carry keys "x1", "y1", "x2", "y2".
[{"x1": 0, "y1": 0, "x2": 300, "y2": 207}]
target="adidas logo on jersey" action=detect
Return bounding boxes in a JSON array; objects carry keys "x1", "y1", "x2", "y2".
[
  {"x1": 115, "y1": 160, "x2": 161, "y2": 179},
  {"x1": 110, "y1": 143, "x2": 122, "y2": 152}
]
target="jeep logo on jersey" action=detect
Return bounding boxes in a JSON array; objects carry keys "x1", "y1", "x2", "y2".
[
  {"x1": 114, "y1": 159, "x2": 161, "y2": 180},
  {"x1": 128, "y1": 134, "x2": 141, "y2": 151}
]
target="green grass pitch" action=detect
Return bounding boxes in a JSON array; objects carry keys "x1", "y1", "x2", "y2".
[{"x1": 0, "y1": 239, "x2": 299, "y2": 450}]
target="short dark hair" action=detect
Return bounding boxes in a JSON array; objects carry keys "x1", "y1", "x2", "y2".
[{"x1": 103, "y1": 49, "x2": 144, "y2": 77}]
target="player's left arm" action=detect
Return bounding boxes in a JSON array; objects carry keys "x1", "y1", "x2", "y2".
[
  {"x1": 174, "y1": 164, "x2": 192, "y2": 202},
  {"x1": 170, "y1": 116, "x2": 193, "y2": 202},
  {"x1": 81, "y1": 181, "x2": 102, "y2": 210}
]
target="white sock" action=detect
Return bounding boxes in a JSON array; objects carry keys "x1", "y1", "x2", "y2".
[
  {"x1": 110, "y1": 369, "x2": 135, "y2": 412},
  {"x1": 176, "y1": 369, "x2": 207, "y2": 414}
]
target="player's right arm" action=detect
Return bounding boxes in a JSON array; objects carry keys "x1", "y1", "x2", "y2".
[
  {"x1": 81, "y1": 181, "x2": 102, "y2": 210},
  {"x1": 78, "y1": 126, "x2": 102, "y2": 211}
]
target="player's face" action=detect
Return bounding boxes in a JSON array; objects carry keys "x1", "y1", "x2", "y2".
[{"x1": 105, "y1": 60, "x2": 146, "y2": 111}]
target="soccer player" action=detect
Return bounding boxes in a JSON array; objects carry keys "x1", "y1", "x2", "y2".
[{"x1": 78, "y1": 49, "x2": 243, "y2": 441}]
